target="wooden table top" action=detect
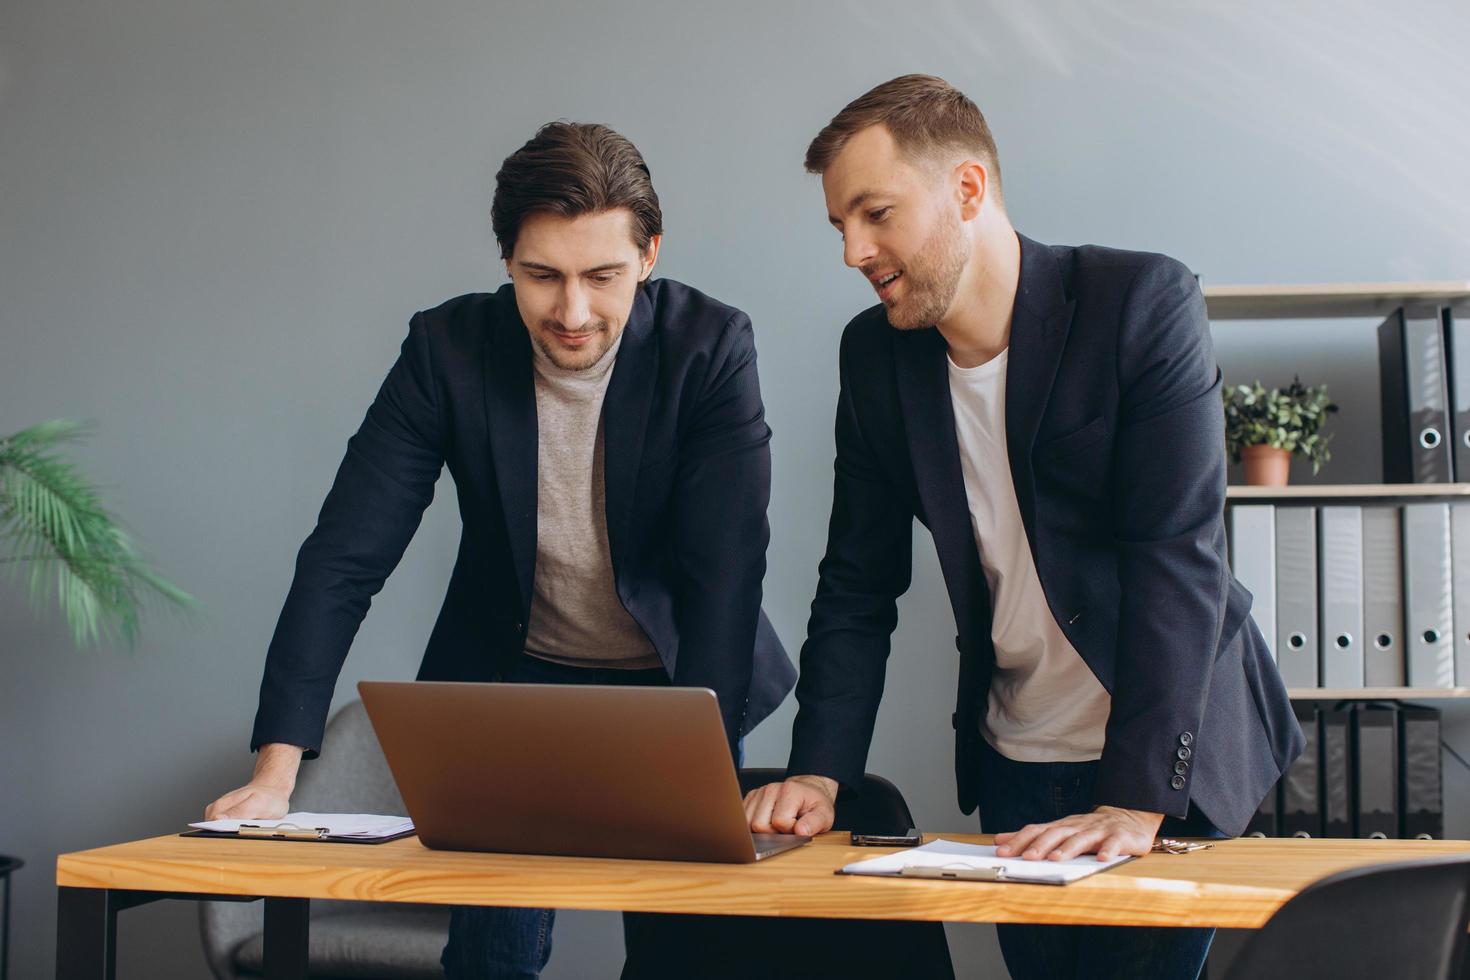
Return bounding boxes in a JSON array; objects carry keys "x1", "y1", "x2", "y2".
[{"x1": 56, "y1": 831, "x2": 1470, "y2": 929}]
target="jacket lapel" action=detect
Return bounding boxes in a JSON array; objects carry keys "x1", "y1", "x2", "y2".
[
  {"x1": 893, "y1": 326, "x2": 987, "y2": 643},
  {"x1": 1005, "y1": 234, "x2": 1076, "y2": 546},
  {"x1": 483, "y1": 288, "x2": 538, "y2": 619},
  {"x1": 601, "y1": 288, "x2": 657, "y2": 568}
]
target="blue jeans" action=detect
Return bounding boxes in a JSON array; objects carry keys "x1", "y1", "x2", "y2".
[
  {"x1": 440, "y1": 655, "x2": 741, "y2": 980},
  {"x1": 976, "y1": 737, "x2": 1220, "y2": 980}
]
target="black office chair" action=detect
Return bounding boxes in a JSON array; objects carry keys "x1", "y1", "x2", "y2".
[
  {"x1": 1222, "y1": 855, "x2": 1470, "y2": 980},
  {"x1": 621, "y1": 769, "x2": 955, "y2": 980}
]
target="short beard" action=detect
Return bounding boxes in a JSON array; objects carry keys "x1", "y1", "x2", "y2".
[
  {"x1": 532, "y1": 320, "x2": 613, "y2": 371},
  {"x1": 885, "y1": 209, "x2": 967, "y2": 331}
]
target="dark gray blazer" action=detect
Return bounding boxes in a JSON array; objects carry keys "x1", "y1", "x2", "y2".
[
  {"x1": 787, "y1": 233, "x2": 1303, "y2": 836},
  {"x1": 251, "y1": 279, "x2": 795, "y2": 760}
]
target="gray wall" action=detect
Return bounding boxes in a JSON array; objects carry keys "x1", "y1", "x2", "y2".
[{"x1": 4, "y1": 1, "x2": 1470, "y2": 976}]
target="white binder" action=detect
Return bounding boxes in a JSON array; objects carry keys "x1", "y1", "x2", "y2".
[
  {"x1": 1229, "y1": 505, "x2": 1276, "y2": 661},
  {"x1": 1362, "y1": 506, "x2": 1406, "y2": 688},
  {"x1": 1403, "y1": 503, "x2": 1455, "y2": 688},
  {"x1": 1319, "y1": 506, "x2": 1365, "y2": 689},
  {"x1": 1452, "y1": 503, "x2": 1470, "y2": 686},
  {"x1": 1274, "y1": 507, "x2": 1318, "y2": 687}
]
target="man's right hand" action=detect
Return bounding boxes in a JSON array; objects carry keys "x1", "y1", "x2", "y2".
[
  {"x1": 743, "y1": 775, "x2": 839, "y2": 837},
  {"x1": 204, "y1": 743, "x2": 305, "y2": 821}
]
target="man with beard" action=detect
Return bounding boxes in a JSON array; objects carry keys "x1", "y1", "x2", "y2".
[
  {"x1": 745, "y1": 75, "x2": 1302, "y2": 979},
  {"x1": 204, "y1": 121, "x2": 795, "y2": 979}
]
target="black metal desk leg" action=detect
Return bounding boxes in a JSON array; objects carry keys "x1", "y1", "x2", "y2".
[
  {"x1": 262, "y1": 897, "x2": 309, "y2": 980},
  {"x1": 55, "y1": 888, "x2": 116, "y2": 980}
]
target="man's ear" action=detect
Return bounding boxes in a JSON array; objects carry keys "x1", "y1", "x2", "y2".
[
  {"x1": 956, "y1": 160, "x2": 989, "y2": 221},
  {"x1": 639, "y1": 234, "x2": 663, "y2": 281}
]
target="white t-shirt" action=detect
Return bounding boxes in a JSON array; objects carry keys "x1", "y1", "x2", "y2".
[{"x1": 947, "y1": 348, "x2": 1110, "y2": 762}]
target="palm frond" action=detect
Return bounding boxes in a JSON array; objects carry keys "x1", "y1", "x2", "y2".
[{"x1": 0, "y1": 419, "x2": 195, "y2": 648}]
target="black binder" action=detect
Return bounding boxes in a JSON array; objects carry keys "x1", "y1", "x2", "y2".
[
  {"x1": 1352, "y1": 704, "x2": 1398, "y2": 839},
  {"x1": 1321, "y1": 706, "x2": 1354, "y2": 837},
  {"x1": 1244, "y1": 779, "x2": 1280, "y2": 838},
  {"x1": 1444, "y1": 306, "x2": 1470, "y2": 481},
  {"x1": 1399, "y1": 705, "x2": 1444, "y2": 840},
  {"x1": 1379, "y1": 306, "x2": 1454, "y2": 483},
  {"x1": 1281, "y1": 702, "x2": 1322, "y2": 838}
]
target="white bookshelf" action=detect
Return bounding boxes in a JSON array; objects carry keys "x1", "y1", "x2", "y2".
[{"x1": 1205, "y1": 281, "x2": 1470, "y2": 321}]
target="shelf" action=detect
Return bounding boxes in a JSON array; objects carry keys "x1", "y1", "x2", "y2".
[
  {"x1": 1204, "y1": 281, "x2": 1470, "y2": 320},
  {"x1": 1288, "y1": 688, "x2": 1470, "y2": 700},
  {"x1": 1227, "y1": 484, "x2": 1470, "y2": 500}
]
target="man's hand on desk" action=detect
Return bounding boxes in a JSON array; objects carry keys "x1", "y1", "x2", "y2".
[
  {"x1": 994, "y1": 805, "x2": 1165, "y2": 862},
  {"x1": 203, "y1": 743, "x2": 304, "y2": 820},
  {"x1": 743, "y1": 775, "x2": 838, "y2": 837}
]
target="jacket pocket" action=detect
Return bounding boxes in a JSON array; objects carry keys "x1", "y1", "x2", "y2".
[
  {"x1": 1035, "y1": 415, "x2": 1107, "y2": 462},
  {"x1": 1034, "y1": 416, "x2": 1109, "y2": 498}
]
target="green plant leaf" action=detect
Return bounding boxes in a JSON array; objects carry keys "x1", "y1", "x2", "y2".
[
  {"x1": 1221, "y1": 376, "x2": 1337, "y2": 471},
  {"x1": 0, "y1": 419, "x2": 195, "y2": 649}
]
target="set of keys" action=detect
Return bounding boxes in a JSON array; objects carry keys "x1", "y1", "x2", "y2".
[{"x1": 1151, "y1": 838, "x2": 1215, "y2": 854}]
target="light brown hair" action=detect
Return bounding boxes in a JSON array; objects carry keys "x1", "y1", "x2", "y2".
[
  {"x1": 805, "y1": 74, "x2": 1002, "y2": 199},
  {"x1": 491, "y1": 121, "x2": 663, "y2": 261}
]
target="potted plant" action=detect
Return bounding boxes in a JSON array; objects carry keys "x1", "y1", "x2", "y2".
[
  {"x1": 0, "y1": 419, "x2": 194, "y2": 968},
  {"x1": 1222, "y1": 378, "x2": 1337, "y2": 486}
]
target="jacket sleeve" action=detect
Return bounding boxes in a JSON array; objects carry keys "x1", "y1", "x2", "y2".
[
  {"x1": 1092, "y1": 256, "x2": 1228, "y2": 816},
  {"x1": 250, "y1": 314, "x2": 445, "y2": 757},
  {"x1": 785, "y1": 327, "x2": 914, "y2": 789},
  {"x1": 667, "y1": 312, "x2": 773, "y2": 758}
]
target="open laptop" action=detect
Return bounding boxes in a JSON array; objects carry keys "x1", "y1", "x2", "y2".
[{"x1": 357, "y1": 680, "x2": 809, "y2": 863}]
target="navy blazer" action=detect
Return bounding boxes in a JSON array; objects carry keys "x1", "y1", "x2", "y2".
[
  {"x1": 787, "y1": 233, "x2": 1304, "y2": 836},
  {"x1": 251, "y1": 279, "x2": 795, "y2": 759}
]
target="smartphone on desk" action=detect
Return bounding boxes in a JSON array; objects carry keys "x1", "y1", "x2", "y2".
[{"x1": 850, "y1": 828, "x2": 922, "y2": 846}]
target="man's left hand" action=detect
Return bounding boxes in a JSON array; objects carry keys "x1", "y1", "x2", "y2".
[{"x1": 993, "y1": 806, "x2": 1165, "y2": 862}]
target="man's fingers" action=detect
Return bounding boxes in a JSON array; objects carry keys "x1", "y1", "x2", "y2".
[
  {"x1": 1052, "y1": 828, "x2": 1108, "y2": 861},
  {"x1": 745, "y1": 785, "x2": 780, "y2": 834},
  {"x1": 218, "y1": 792, "x2": 263, "y2": 820},
  {"x1": 1097, "y1": 833, "x2": 1130, "y2": 862},
  {"x1": 793, "y1": 796, "x2": 834, "y2": 837},
  {"x1": 1020, "y1": 825, "x2": 1080, "y2": 860},
  {"x1": 215, "y1": 787, "x2": 289, "y2": 821},
  {"x1": 1098, "y1": 830, "x2": 1152, "y2": 862},
  {"x1": 745, "y1": 780, "x2": 835, "y2": 836},
  {"x1": 995, "y1": 823, "x2": 1047, "y2": 856},
  {"x1": 204, "y1": 787, "x2": 249, "y2": 821},
  {"x1": 769, "y1": 785, "x2": 808, "y2": 834},
  {"x1": 741, "y1": 788, "x2": 762, "y2": 825}
]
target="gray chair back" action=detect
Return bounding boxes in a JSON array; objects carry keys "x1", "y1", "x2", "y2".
[{"x1": 198, "y1": 699, "x2": 411, "y2": 979}]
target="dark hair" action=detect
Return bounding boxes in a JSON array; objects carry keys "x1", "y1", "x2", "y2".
[
  {"x1": 491, "y1": 121, "x2": 663, "y2": 261},
  {"x1": 804, "y1": 74, "x2": 1002, "y2": 199}
]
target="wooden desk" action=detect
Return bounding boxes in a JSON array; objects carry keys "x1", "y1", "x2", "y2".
[{"x1": 56, "y1": 832, "x2": 1470, "y2": 979}]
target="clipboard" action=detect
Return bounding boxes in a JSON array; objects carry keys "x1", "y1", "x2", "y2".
[
  {"x1": 181, "y1": 820, "x2": 416, "y2": 845},
  {"x1": 835, "y1": 838, "x2": 1140, "y2": 886},
  {"x1": 883, "y1": 856, "x2": 1138, "y2": 886}
]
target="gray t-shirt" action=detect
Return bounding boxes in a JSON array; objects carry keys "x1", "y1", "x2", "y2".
[{"x1": 523, "y1": 333, "x2": 662, "y2": 670}]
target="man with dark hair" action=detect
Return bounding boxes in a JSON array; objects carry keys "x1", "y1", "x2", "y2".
[
  {"x1": 204, "y1": 120, "x2": 795, "y2": 979},
  {"x1": 745, "y1": 74, "x2": 1303, "y2": 979}
]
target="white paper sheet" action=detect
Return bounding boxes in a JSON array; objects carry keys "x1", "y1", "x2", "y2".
[
  {"x1": 189, "y1": 812, "x2": 413, "y2": 839},
  {"x1": 840, "y1": 838, "x2": 1133, "y2": 885}
]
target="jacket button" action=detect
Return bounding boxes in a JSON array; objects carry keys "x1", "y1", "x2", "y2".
[
  {"x1": 1171, "y1": 775, "x2": 1186, "y2": 790},
  {"x1": 516, "y1": 620, "x2": 525, "y2": 632},
  {"x1": 1174, "y1": 760, "x2": 1189, "y2": 775},
  {"x1": 1177, "y1": 746, "x2": 1192, "y2": 761},
  {"x1": 1180, "y1": 731, "x2": 1194, "y2": 746},
  {"x1": 955, "y1": 636, "x2": 962, "y2": 652}
]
